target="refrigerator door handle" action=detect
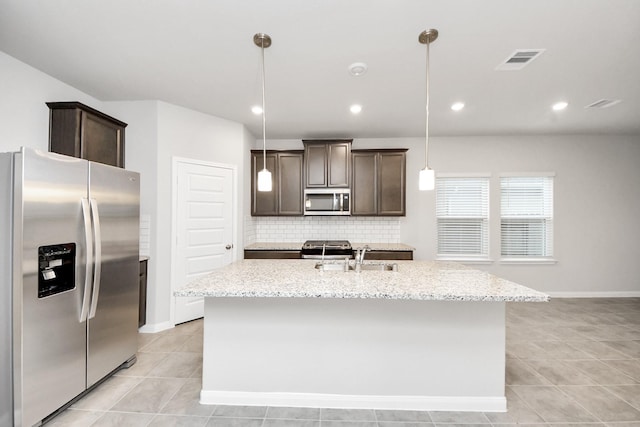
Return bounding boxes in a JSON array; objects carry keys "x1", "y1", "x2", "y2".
[
  {"x1": 88, "y1": 199, "x2": 102, "y2": 319},
  {"x1": 80, "y1": 198, "x2": 93, "y2": 322}
]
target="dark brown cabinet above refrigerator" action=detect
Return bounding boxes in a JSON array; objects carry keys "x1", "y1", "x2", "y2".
[
  {"x1": 352, "y1": 149, "x2": 407, "y2": 216},
  {"x1": 251, "y1": 150, "x2": 304, "y2": 216},
  {"x1": 303, "y1": 139, "x2": 351, "y2": 188},
  {"x1": 47, "y1": 101, "x2": 127, "y2": 168}
]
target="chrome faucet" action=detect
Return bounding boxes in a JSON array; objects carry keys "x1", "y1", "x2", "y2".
[
  {"x1": 355, "y1": 245, "x2": 370, "y2": 271},
  {"x1": 321, "y1": 243, "x2": 326, "y2": 263}
]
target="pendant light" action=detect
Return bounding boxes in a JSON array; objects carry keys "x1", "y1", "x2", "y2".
[
  {"x1": 418, "y1": 29, "x2": 438, "y2": 191},
  {"x1": 255, "y1": 33, "x2": 272, "y2": 192}
]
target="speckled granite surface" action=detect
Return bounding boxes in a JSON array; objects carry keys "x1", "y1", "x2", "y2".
[
  {"x1": 244, "y1": 242, "x2": 415, "y2": 251},
  {"x1": 174, "y1": 259, "x2": 548, "y2": 302}
]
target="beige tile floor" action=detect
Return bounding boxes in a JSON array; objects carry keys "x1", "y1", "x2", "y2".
[{"x1": 46, "y1": 298, "x2": 640, "y2": 427}]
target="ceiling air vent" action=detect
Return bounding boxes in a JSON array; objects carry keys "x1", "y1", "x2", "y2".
[
  {"x1": 585, "y1": 99, "x2": 622, "y2": 109},
  {"x1": 496, "y1": 49, "x2": 545, "y2": 71}
]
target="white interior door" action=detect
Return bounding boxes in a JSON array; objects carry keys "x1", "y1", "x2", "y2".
[{"x1": 173, "y1": 158, "x2": 234, "y2": 325}]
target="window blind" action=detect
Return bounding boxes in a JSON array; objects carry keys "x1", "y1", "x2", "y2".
[
  {"x1": 436, "y1": 177, "x2": 489, "y2": 257},
  {"x1": 500, "y1": 176, "x2": 553, "y2": 257}
]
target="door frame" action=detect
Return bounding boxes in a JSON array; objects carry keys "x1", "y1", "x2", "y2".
[{"x1": 170, "y1": 156, "x2": 238, "y2": 326}]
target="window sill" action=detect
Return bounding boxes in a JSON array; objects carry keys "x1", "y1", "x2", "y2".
[
  {"x1": 500, "y1": 258, "x2": 557, "y2": 265},
  {"x1": 436, "y1": 257, "x2": 494, "y2": 265}
]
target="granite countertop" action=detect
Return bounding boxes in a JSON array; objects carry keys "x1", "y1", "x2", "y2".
[
  {"x1": 174, "y1": 259, "x2": 548, "y2": 302},
  {"x1": 244, "y1": 242, "x2": 415, "y2": 251}
]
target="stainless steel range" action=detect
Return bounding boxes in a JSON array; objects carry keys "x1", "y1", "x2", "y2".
[{"x1": 301, "y1": 240, "x2": 353, "y2": 259}]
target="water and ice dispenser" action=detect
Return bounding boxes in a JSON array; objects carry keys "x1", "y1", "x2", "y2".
[{"x1": 38, "y1": 243, "x2": 76, "y2": 298}]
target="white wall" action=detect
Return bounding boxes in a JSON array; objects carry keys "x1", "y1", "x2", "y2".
[
  {"x1": 1, "y1": 52, "x2": 254, "y2": 331},
  {"x1": 0, "y1": 51, "x2": 104, "y2": 152},
  {"x1": 104, "y1": 101, "x2": 255, "y2": 330},
  {"x1": 151, "y1": 102, "x2": 252, "y2": 329},
  {"x1": 432, "y1": 134, "x2": 640, "y2": 296},
  {"x1": 261, "y1": 136, "x2": 640, "y2": 296}
]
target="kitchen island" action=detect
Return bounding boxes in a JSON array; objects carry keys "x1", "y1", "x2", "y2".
[{"x1": 175, "y1": 259, "x2": 548, "y2": 412}]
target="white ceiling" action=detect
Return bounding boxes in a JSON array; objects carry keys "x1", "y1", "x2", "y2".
[{"x1": 1, "y1": 0, "x2": 639, "y2": 139}]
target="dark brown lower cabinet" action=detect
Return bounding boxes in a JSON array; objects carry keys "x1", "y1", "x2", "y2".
[
  {"x1": 352, "y1": 149, "x2": 407, "y2": 216},
  {"x1": 251, "y1": 150, "x2": 304, "y2": 216},
  {"x1": 139, "y1": 259, "x2": 148, "y2": 328},
  {"x1": 244, "y1": 250, "x2": 301, "y2": 259},
  {"x1": 243, "y1": 249, "x2": 411, "y2": 260},
  {"x1": 361, "y1": 250, "x2": 413, "y2": 260}
]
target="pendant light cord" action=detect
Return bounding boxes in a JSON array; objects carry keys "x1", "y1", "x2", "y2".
[
  {"x1": 425, "y1": 37, "x2": 430, "y2": 170},
  {"x1": 260, "y1": 39, "x2": 267, "y2": 171}
]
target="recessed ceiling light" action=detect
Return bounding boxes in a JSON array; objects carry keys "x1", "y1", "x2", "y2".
[
  {"x1": 350, "y1": 104, "x2": 362, "y2": 114},
  {"x1": 251, "y1": 105, "x2": 263, "y2": 115},
  {"x1": 348, "y1": 62, "x2": 368, "y2": 77},
  {"x1": 451, "y1": 102, "x2": 465, "y2": 111},
  {"x1": 552, "y1": 101, "x2": 568, "y2": 111}
]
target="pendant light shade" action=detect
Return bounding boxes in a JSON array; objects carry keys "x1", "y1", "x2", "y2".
[
  {"x1": 257, "y1": 168, "x2": 272, "y2": 192},
  {"x1": 419, "y1": 168, "x2": 435, "y2": 191},
  {"x1": 255, "y1": 32, "x2": 272, "y2": 192},
  {"x1": 418, "y1": 29, "x2": 438, "y2": 192}
]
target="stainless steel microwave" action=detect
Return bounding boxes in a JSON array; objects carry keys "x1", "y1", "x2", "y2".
[{"x1": 304, "y1": 189, "x2": 350, "y2": 216}]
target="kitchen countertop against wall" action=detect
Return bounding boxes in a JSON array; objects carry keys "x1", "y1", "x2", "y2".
[
  {"x1": 352, "y1": 243, "x2": 415, "y2": 251},
  {"x1": 244, "y1": 242, "x2": 415, "y2": 251}
]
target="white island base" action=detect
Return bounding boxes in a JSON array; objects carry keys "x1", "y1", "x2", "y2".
[{"x1": 201, "y1": 297, "x2": 506, "y2": 412}]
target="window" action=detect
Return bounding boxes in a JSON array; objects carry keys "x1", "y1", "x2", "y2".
[
  {"x1": 436, "y1": 176, "x2": 490, "y2": 259},
  {"x1": 500, "y1": 175, "x2": 554, "y2": 259}
]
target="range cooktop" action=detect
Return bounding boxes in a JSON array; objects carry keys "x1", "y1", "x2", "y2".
[
  {"x1": 301, "y1": 240, "x2": 353, "y2": 259},
  {"x1": 302, "y1": 240, "x2": 351, "y2": 250}
]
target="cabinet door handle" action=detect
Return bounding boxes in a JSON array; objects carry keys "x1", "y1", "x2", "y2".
[{"x1": 225, "y1": 244, "x2": 233, "y2": 250}]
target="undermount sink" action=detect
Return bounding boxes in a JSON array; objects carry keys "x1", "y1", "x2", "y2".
[
  {"x1": 314, "y1": 262, "x2": 349, "y2": 271},
  {"x1": 314, "y1": 262, "x2": 398, "y2": 272},
  {"x1": 358, "y1": 263, "x2": 398, "y2": 271}
]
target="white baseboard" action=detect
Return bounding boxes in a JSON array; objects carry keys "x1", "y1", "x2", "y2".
[
  {"x1": 199, "y1": 390, "x2": 507, "y2": 412},
  {"x1": 548, "y1": 291, "x2": 640, "y2": 298},
  {"x1": 138, "y1": 320, "x2": 174, "y2": 333}
]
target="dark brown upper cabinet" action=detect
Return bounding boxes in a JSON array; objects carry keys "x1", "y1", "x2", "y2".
[
  {"x1": 251, "y1": 150, "x2": 304, "y2": 216},
  {"x1": 47, "y1": 102, "x2": 127, "y2": 168},
  {"x1": 351, "y1": 149, "x2": 407, "y2": 216},
  {"x1": 303, "y1": 140, "x2": 351, "y2": 188}
]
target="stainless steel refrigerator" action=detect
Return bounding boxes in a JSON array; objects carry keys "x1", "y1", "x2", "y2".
[{"x1": 0, "y1": 147, "x2": 140, "y2": 427}]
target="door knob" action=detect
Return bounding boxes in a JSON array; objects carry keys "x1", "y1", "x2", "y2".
[{"x1": 225, "y1": 244, "x2": 233, "y2": 250}]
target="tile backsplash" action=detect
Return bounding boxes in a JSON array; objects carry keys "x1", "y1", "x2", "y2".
[{"x1": 245, "y1": 216, "x2": 401, "y2": 244}]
